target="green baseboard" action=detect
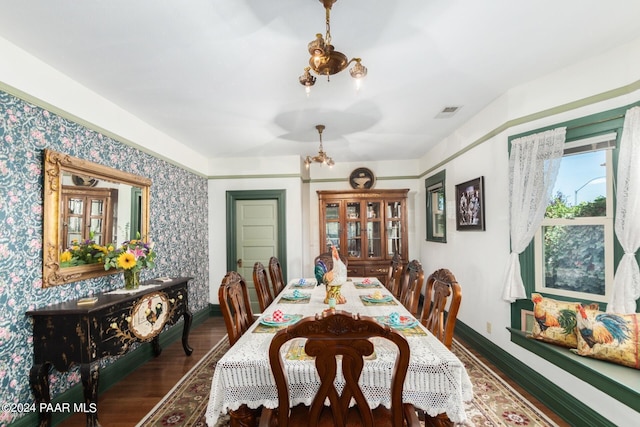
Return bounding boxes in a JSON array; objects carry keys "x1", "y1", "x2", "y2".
[
  {"x1": 455, "y1": 321, "x2": 615, "y2": 427},
  {"x1": 10, "y1": 306, "x2": 214, "y2": 427}
]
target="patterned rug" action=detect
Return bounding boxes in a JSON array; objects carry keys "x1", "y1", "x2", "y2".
[{"x1": 137, "y1": 336, "x2": 559, "y2": 427}]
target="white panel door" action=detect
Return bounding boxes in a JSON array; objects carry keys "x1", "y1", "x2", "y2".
[{"x1": 235, "y1": 199, "x2": 278, "y2": 312}]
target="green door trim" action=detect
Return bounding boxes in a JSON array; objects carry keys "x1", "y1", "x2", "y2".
[{"x1": 226, "y1": 190, "x2": 287, "y2": 280}]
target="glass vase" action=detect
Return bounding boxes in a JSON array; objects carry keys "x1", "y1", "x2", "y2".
[{"x1": 123, "y1": 269, "x2": 140, "y2": 290}]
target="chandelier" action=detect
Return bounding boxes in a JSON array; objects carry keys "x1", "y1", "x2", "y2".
[
  {"x1": 305, "y1": 125, "x2": 334, "y2": 168},
  {"x1": 299, "y1": 0, "x2": 367, "y2": 95}
]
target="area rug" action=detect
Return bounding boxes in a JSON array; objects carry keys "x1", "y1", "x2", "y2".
[{"x1": 137, "y1": 337, "x2": 559, "y2": 427}]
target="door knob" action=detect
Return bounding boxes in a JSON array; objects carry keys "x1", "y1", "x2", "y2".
[{"x1": 237, "y1": 258, "x2": 243, "y2": 268}]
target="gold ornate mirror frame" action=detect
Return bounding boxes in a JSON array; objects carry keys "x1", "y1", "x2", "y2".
[{"x1": 42, "y1": 149, "x2": 152, "y2": 287}]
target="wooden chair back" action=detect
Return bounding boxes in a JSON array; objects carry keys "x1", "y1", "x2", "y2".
[
  {"x1": 387, "y1": 253, "x2": 404, "y2": 297},
  {"x1": 398, "y1": 260, "x2": 424, "y2": 316},
  {"x1": 218, "y1": 271, "x2": 254, "y2": 346},
  {"x1": 420, "y1": 268, "x2": 462, "y2": 349},
  {"x1": 268, "y1": 256, "x2": 286, "y2": 296},
  {"x1": 252, "y1": 261, "x2": 273, "y2": 312},
  {"x1": 261, "y1": 310, "x2": 418, "y2": 427}
]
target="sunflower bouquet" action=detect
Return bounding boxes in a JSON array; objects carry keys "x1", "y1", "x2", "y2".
[
  {"x1": 60, "y1": 239, "x2": 107, "y2": 267},
  {"x1": 103, "y1": 235, "x2": 156, "y2": 288}
]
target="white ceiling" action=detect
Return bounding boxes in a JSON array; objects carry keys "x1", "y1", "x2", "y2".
[{"x1": 1, "y1": 0, "x2": 640, "y2": 163}]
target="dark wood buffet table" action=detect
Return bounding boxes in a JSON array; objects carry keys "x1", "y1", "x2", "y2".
[{"x1": 26, "y1": 277, "x2": 193, "y2": 427}]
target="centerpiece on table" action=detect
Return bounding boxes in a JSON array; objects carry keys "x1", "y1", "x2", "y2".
[
  {"x1": 316, "y1": 245, "x2": 347, "y2": 305},
  {"x1": 103, "y1": 235, "x2": 156, "y2": 290}
]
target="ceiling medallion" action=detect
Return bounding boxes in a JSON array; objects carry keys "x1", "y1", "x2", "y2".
[
  {"x1": 298, "y1": 0, "x2": 367, "y2": 96},
  {"x1": 305, "y1": 124, "x2": 334, "y2": 168}
]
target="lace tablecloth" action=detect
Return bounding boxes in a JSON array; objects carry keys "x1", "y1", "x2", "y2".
[{"x1": 205, "y1": 278, "x2": 473, "y2": 426}]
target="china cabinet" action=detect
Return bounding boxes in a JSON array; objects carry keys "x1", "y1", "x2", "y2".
[
  {"x1": 318, "y1": 189, "x2": 409, "y2": 282},
  {"x1": 61, "y1": 186, "x2": 116, "y2": 247}
]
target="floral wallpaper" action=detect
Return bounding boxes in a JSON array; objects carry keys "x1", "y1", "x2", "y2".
[{"x1": 0, "y1": 90, "x2": 209, "y2": 425}]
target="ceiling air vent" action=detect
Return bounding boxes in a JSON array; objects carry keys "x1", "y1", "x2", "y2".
[{"x1": 435, "y1": 106, "x2": 462, "y2": 119}]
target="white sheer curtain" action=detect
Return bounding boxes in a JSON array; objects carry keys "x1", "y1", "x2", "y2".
[
  {"x1": 608, "y1": 106, "x2": 640, "y2": 313},
  {"x1": 502, "y1": 127, "x2": 566, "y2": 302}
]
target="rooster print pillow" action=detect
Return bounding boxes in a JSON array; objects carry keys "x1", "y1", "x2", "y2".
[
  {"x1": 573, "y1": 306, "x2": 639, "y2": 369},
  {"x1": 529, "y1": 293, "x2": 598, "y2": 348}
]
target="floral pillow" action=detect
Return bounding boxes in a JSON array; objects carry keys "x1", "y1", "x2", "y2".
[
  {"x1": 573, "y1": 305, "x2": 639, "y2": 369},
  {"x1": 529, "y1": 293, "x2": 598, "y2": 348}
]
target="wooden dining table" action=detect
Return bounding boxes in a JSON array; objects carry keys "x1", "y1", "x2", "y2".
[{"x1": 205, "y1": 277, "x2": 473, "y2": 427}]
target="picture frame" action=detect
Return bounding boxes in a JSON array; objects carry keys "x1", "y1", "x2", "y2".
[{"x1": 455, "y1": 176, "x2": 485, "y2": 231}]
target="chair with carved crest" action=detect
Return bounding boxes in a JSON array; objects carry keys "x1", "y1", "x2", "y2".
[
  {"x1": 398, "y1": 259, "x2": 424, "y2": 317},
  {"x1": 218, "y1": 271, "x2": 255, "y2": 346},
  {"x1": 386, "y1": 252, "x2": 404, "y2": 298},
  {"x1": 258, "y1": 310, "x2": 420, "y2": 427},
  {"x1": 253, "y1": 261, "x2": 274, "y2": 313},
  {"x1": 269, "y1": 256, "x2": 286, "y2": 297},
  {"x1": 420, "y1": 268, "x2": 462, "y2": 350}
]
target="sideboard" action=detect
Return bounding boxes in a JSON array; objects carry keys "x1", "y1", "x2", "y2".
[{"x1": 26, "y1": 277, "x2": 193, "y2": 427}]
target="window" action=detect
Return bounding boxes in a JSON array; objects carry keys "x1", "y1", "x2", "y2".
[
  {"x1": 509, "y1": 102, "x2": 640, "y2": 334},
  {"x1": 425, "y1": 170, "x2": 446, "y2": 243},
  {"x1": 534, "y1": 134, "x2": 615, "y2": 302}
]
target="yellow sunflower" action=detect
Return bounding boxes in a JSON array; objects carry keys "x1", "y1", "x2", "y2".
[
  {"x1": 117, "y1": 252, "x2": 137, "y2": 270},
  {"x1": 60, "y1": 251, "x2": 72, "y2": 262}
]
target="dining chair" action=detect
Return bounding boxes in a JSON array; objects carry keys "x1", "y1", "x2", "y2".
[
  {"x1": 419, "y1": 268, "x2": 462, "y2": 350},
  {"x1": 259, "y1": 310, "x2": 420, "y2": 427},
  {"x1": 252, "y1": 261, "x2": 274, "y2": 312},
  {"x1": 268, "y1": 256, "x2": 286, "y2": 297},
  {"x1": 218, "y1": 271, "x2": 255, "y2": 346},
  {"x1": 398, "y1": 259, "x2": 424, "y2": 317},
  {"x1": 386, "y1": 252, "x2": 404, "y2": 297}
]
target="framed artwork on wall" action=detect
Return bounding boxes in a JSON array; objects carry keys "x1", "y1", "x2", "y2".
[
  {"x1": 455, "y1": 176, "x2": 485, "y2": 231},
  {"x1": 425, "y1": 170, "x2": 446, "y2": 243}
]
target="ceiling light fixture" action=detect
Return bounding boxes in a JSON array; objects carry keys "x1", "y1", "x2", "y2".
[
  {"x1": 305, "y1": 124, "x2": 334, "y2": 168},
  {"x1": 299, "y1": 0, "x2": 367, "y2": 95}
]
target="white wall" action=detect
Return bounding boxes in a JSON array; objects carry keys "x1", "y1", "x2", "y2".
[
  {"x1": 0, "y1": 36, "x2": 209, "y2": 175},
  {"x1": 207, "y1": 172, "x2": 305, "y2": 303},
  {"x1": 415, "y1": 37, "x2": 640, "y2": 426}
]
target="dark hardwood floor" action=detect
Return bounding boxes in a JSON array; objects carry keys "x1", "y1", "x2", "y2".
[
  {"x1": 58, "y1": 316, "x2": 569, "y2": 427},
  {"x1": 59, "y1": 316, "x2": 227, "y2": 427}
]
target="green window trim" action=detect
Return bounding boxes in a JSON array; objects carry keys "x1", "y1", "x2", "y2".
[
  {"x1": 507, "y1": 101, "x2": 640, "y2": 411},
  {"x1": 425, "y1": 169, "x2": 447, "y2": 243}
]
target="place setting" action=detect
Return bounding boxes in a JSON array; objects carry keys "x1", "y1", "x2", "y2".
[
  {"x1": 278, "y1": 289, "x2": 311, "y2": 304},
  {"x1": 253, "y1": 309, "x2": 303, "y2": 333},
  {"x1": 375, "y1": 312, "x2": 426, "y2": 336},
  {"x1": 352, "y1": 277, "x2": 383, "y2": 289},
  {"x1": 359, "y1": 290, "x2": 397, "y2": 306},
  {"x1": 289, "y1": 278, "x2": 317, "y2": 289}
]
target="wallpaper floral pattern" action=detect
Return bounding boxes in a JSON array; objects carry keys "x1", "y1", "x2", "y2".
[{"x1": 0, "y1": 90, "x2": 209, "y2": 425}]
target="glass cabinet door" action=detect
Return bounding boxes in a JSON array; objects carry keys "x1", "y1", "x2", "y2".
[
  {"x1": 346, "y1": 202, "x2": 361, "y2": 258},
  {"x1": 386, "y1": 201, "x2": 403, "y2": 257},
  {"x1": 366, "y1": 202, "x2": 382, "y2": 258},
  {"x1": 65, "y1": 197, "x2": 85, "y2": 247},
  {"x1": 89, "y1": 198, "x2": 105, "y2": 244},
  {"x1": 323, "y1": 202, "x2": 341, "y2": 251}
]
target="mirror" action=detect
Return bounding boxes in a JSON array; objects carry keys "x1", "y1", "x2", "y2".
[{"x1": 42, "y1": 149, "x2": 151, "y2": 287}]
